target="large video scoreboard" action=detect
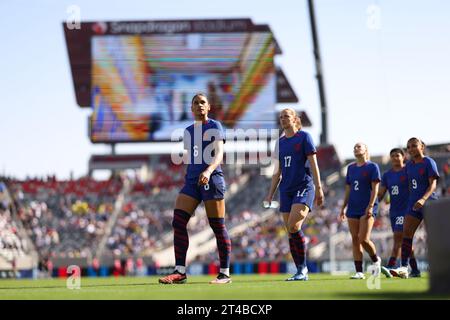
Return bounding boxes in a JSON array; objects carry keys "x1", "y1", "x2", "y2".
[{"x1": 64, "y1": 19, "x2": 299, "y2": 143}]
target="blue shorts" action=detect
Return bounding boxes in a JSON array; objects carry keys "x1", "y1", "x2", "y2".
[
  {"x1": 346, "y1": 206, "x2": 378, "y2": 219},
  {"x1": 180, "y1": 173, "x2": 226, "y2": 202},
  {"x1": 389, "y1": 211, "x2": 405, "y2": 232},
  {"x1": 279, "y1": 184, "x2": 315, "y2": 213},
  {"x1": 406, "y1": 206, "x2": 423, "y2": 221}
]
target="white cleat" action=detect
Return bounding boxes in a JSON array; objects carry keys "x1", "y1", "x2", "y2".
[
  {"x1": 381, "y1": 266, "x2": 393, "y2": 278},
  {"x1": 390, "y1": 266, "x2": 409, "y2": 279},
  {"x1": 350, "y1": 272, "x2": 366, "y2": 280}
]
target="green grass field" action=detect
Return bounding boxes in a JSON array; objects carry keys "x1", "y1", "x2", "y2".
[{"x1": 0, "y1": 273, "x2": 447, "y2": 300}]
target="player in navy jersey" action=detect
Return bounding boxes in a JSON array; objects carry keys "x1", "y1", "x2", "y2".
[
  {"x1": 378, "y1": 148, "x2": 420, "y2": 277},
  {"x1": 159, "y1": 93, "x2": 231, "y2": 285},
  {"x1": 390, "y1": 138, "x2": 439, "y2": 279},
  {"x1": 264, "y1": 108, "x2": 324, "y2": 281},
  {"x1": 340, "y1": 143, "x2": 382, "y2": 279}
]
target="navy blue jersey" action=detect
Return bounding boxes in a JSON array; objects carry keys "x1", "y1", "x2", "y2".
[
  {"x1": 346, "y1": 161, "x2": 381, "y2": 215},
  {"x1": 276, "y1": 130, "x2": 317, "y2": 193},
  {"x1": 381, "y1": 167, "x2": 409, "y2": 214},
  {"x1": 406, "y1": 156, "x2": 439, "y2": 205},
  {"x1": 184, "y1": 119, "x2": 225, "y2": 183}
]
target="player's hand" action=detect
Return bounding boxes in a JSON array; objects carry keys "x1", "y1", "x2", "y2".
[
  {"x1": 339, "y1": 209, "x2": 346, "y2": 222},
  {"x1": 365, "y1": 205, "x2": 374, "y2": 218},
  {"x1": 315, "y1": 187, "x2": 324, "y2": 207},
  {"x1": 263, "y1": 195, "x2": 273, "y2": 208},
  {"x1": 413, "y1": 198, "x2": 425, "y2": 211},
  {"x1": 198, "y1": 169, "x2": 212, "y2": 186}
]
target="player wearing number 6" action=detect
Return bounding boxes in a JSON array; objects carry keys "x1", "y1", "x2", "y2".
[
  {"x1": 339, "y1": 143, "x2": 382, "y2": 279},
  {"x1": 378, "y1": 148, "x2": 420, "y2": 278},
  {"x1": 264, "y1": 108, "x2": 324, "y2": 281},
  {"x1": 390, "y1": 138, "x2": 439, "y2": 279},
  {"x1": 159, "y1": 93, "x2": 231, "y2": 285}
]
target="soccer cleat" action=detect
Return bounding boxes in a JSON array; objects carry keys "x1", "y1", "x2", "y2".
[
  {"x1": 286, "y1": 266, "x2": 309, "y2": 281},
  {"x1": 158, "y1": 270, "x2": 187, "y2": 284},
  {"x1": 350, "y1": 272, "x2": 366, "y2": 279},
  {"x1": 381, "y1": 266, "x2": 393, "y2": 278},
  {"x1": 390, "y1": 266, "x2": 409, "y2": 279},
  {"x1": 409, "y1": 269, "x2": 421, "y2": 278},
  {"x1": 209, "y1": 273, "x2": 232, "y2": 284}
]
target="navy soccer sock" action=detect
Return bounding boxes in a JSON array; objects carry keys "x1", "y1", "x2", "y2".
[
  {"x1": 172, "y1": 209, "x2": 191, "y2": 269},
  {"x1": 354, "y1": 261, "x2": 363, "y2": 273},
  {"x1": 208, "y1": 217, "x2": 231, "y2": 270},
  {"x1": 401, "y1": 238, "x2": 413, "y2": 267},
  {"x1": 290, "y1": 230, "x2": 307, "y2": 269},
  {"x1": 387, "y1": 256, "x2": 397, "y2": 268}
]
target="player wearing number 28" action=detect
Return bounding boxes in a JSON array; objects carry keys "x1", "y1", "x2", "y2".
[
  {"x1": 378, "y1": 148, "x2": 420, "y2": 278},
  {"x1": 159, "y1": 93, "x2": 231, "y2": 285},
  {"x1": 390, "y1": 138, "x2": 439, "y2": 279},
  {"x1": 264, "y1": 108, "x2": 324, "y2": 281},
  {"x1": 339, "y1": 143, "x2": 382, "y2": 279}
]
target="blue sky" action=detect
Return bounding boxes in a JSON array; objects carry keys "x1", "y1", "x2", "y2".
[{"x1": 1, "y1": 0, "x2": 449, "y2": 179}]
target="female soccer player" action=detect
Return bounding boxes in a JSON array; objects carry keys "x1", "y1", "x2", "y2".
[
  {"x1": 378, "y1": 148, "x2": 420, "y2": 277},
  {"x1": 159, "y1": 93, "x2": 231, "y2": 285},
  {"x1": 339, "y1": 143, "x2": 382, "y2": 279},
  {"x1": 391, "y1": 138, "x2": 439, "y2": 279},
  {"x1": 264, "y1": 108, "x2": 324, "y2": 281}
]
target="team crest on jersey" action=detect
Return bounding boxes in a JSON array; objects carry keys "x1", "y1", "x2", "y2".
[
  {"x1": 419, "y1": 168, "x2": 425, "y2": 175},
  {"x1": 400, "y1": 175, "x2": 407, "y2": 182},
  {"x1": 362, "y1": 171, "x2": 368, "y2": 177},
  {"x1": 294, "y1": 143, "x2": 301, "y2": 152}
]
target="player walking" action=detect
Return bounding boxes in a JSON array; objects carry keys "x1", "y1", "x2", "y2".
[
  {"x1": 264, "y1": 108, "x2": 324, "y2": 281},
  {"x1": 159, "y1": 93, "x2": 231, "y2": 285},
  {"x1": 339, "y1": 143, "x2": 382, "y2": 279}
]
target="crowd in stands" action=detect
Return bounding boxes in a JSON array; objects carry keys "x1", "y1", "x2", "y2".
[
  {"x1": 5, "y1": 176, "x2": 122, "y2": 263},
  {"x1": 0, "y1": 144, "x2": 447, "y2": 270}
]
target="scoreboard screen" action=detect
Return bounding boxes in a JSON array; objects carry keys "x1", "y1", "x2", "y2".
[{"x1": 90, "y1": 32, "x2": 276, "y2": 142}]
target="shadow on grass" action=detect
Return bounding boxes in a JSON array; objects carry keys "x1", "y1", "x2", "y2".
[{"x1": 338, "y1": 291, "x2": 450, "y2": 300}]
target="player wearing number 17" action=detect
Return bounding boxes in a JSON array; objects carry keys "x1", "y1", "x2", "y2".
[
  {"x1": 159, "y1": 93, "x2": 231, "y2": 285},
  {"x1": 264, "y1": 108, "x2": 324, "y2": 281}
]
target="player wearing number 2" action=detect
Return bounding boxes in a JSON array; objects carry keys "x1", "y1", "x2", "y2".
[
  {"x1": 264, "y1": 108, "x2": 324, "y2": 281},
  {"x1": 159, "y1": 93, "x2": 231, "y2": 285},
  {"x1": 339, "y1": 143, "x2": 382, "y2": 279},
  {"x1": 378, "y1": 148, "x2": 420, "y2": 278},
  {"x1": 390, "y1": 138, "x2": 439, "y2": 279}
]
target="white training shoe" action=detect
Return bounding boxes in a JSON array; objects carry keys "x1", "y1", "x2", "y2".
[
  {"x1": 350, "y1": 272, "x2": 366, "y2": 279},
  {"x1": 381, "y1": 266, "x2": 393, "y2": 278},
  {"x1": 390, "y1": 266, "x2": 409, "y2": 279}
]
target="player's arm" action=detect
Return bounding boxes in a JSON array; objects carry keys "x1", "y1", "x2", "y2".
[
  {"x1": 378, "y1": 185, "x2": 387, "y2": 202},
  {"x1": 198, "y1": 139, "x2": 224, "y2": 186},
  {"x1": 366, "y1": 180, "x2": 380, "y2": 218},
  {"x1": 413, "y1": 177, "x2": 438, "y2": 210},
  {"x1": 265, "y1": 160, "x2": 282, "y2": 204},
  {"x1": 340, "y1": 184, "x2": 350, "y2": 221},
  {"x1": 307, "y1": 153, "x2": 324, "y2": 206}
]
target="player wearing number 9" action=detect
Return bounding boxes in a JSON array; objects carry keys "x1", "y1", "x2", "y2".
[
  {"x1": 264, "y1": 108, "x2": 324, "y2": 281},
  {"x1": 390, "y1": 138, "x2": 439, "y2": 279},
  {"x1": 378, "y1": 148, "x2": 420, "y2": 277},
  {"x1": 340, "y1": 143, "x2": 382, "y2": 280},
  {"x1": 159, "y1": 93, "x2": 231, "y2": 285}
]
